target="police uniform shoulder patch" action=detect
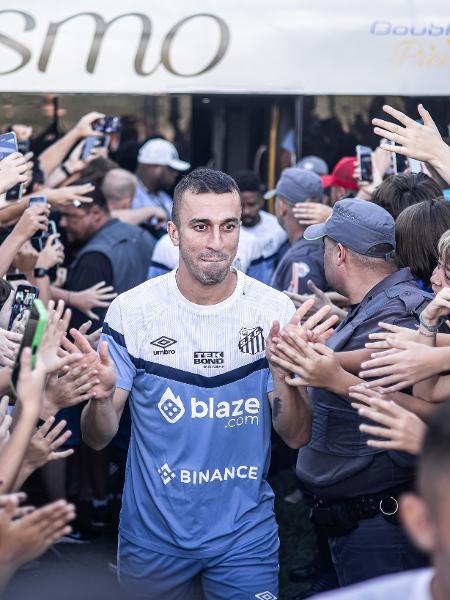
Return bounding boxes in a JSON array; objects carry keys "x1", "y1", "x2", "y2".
[
  {"x1": 238, "y1": 326, "x2": 265, "y2": 355},
  {"x1": 296, "y1": 262, "x2": 311, "y2": 278}
]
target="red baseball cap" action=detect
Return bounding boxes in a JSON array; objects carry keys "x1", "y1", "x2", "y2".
[{"x1": 321, "y1": 156, "x2": 358, "y2": 191}]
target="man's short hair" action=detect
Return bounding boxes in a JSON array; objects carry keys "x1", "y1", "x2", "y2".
[
  {"x1": 232, "y1": 170, "x2": 264, "y2": 194},
  {"x1": 371, "y1": 173, "x2": 441, "y2": 221},
  {"x1": 172, "y1": 168, "x2": 240, "y2": 226},
  {"x1": 80, "y1": 157, "x2": 118, "y2": 186},
  {"x1": 102, "y1": 168, "x2": 137, "y2": 205},
  {"x1": 417, "y1": 401, "x2": 450, "y2": 508},
  {"x1": 77, "y1": 183, "x2": 109, "y2": 214}
]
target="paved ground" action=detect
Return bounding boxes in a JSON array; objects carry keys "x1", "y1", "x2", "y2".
[{"x1": 5, "y1": 470, "x2": 316, "y2": 600}]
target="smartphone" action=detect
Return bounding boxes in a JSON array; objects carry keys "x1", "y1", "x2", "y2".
[
  {"x1": 356, "y1": 145, "x2": 373, "y2": 183},
  {"x1": 28, "y1": 195, "x2": 48, "y2": 250},
  {"x1": 408, "y1": 158, "x2": 422, "y2": 174},
  {"x1": 5, "y1": 272, "x2": 26, "y2": 282},
  {"x1": 17, "y1": 139, "x2": 30, "y2": 154},
  {"x1": 10, "y1": 299, "x2": 47, "y2": 397},
  {"x1": 395, "y1": 153, "x2": 408, "y2": 174},
  {"x1": 29, "y1": 195, "x2": 47, "y2": 207},
  {"x1": 386, "y1": 140, "x2": 408, "y2": 174},
  {"x1": 0, "y1": 132, "x2": 23, "y2": 201},
  {"x1": 93, "y1": 116, "x2": 121, "y2": 133},
  {"x1": 48, "y1": 220, "x2": 58, "y2": 237},
  {"x1": 8, "y1": 284, "x2": 39, "y2": 331}
]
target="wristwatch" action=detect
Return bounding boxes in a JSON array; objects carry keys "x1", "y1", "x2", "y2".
[
  {"x1": 419, "y1": 313, "x2": 440, "y2": 333},
  {"x1": 34, "y1": 267, "x2": 49, "y2": 278}
]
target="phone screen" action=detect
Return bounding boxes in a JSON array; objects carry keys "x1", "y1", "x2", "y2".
[
  {"x1": 0, "y1": 132, "x2": 23, "y2": 201},
  {"x1": 10, "y1": 299, "x2": 47, "y2": 396},
  {"x1": 356, "y1": 145, "x2": 373, "y2": 183},
  {"x1": 8, "y1": 284, "x2": 39, "y2": 331},
  {"x1": 395, "y1": 153, "x2": 409, "y2": 174}
]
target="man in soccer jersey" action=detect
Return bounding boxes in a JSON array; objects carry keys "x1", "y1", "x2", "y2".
[{"x1": 80, "y1": 168, "x2": 315, "y2": 600}]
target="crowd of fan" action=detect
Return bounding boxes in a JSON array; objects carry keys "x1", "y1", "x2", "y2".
[{"x1": 0, "y1": 103, "x2": 450, "y2": 599}]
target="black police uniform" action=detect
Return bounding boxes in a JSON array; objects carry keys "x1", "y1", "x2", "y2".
[
  {"x1": 296, "y1": 267, "x2": 432, "y2": 586},
  {"x1": 271, "y1": 236, "x2": 328, "y2": 293}
]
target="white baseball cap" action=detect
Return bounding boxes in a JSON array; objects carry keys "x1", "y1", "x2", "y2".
[{"x1": 137, "y1": 138, "x2": 190, "y2": 171}]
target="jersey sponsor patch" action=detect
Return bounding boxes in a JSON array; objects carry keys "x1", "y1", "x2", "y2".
[{"x1": 238, "y1": 326, "x2": 265, "y2": 355}]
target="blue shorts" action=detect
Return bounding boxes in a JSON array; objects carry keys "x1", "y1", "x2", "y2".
[{"x1": 118, "y1": 533, "x2": 279, "y2": 600}]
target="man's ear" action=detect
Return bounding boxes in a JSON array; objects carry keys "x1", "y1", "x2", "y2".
[
  {"x1": 336, "y1": 243, "x2": 347, "y2": 265},
  {"x1": 400, "y1": 493, "x2": 436, "y2": 555},
  {"x1": 167, "y1": 221, "x2": 179, "y2": 247}
]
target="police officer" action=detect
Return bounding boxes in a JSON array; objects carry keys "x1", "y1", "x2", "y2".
[
  {"x1": 268, "y1": 199, "x2": 432, "y2": 587},
  {"x1": 269, "y1": 168, "x2": 328, "y2": 293}
]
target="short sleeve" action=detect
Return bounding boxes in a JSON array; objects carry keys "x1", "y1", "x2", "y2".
[{"x1": 102, "y1": 298, "x2": 136, "y2": 391}]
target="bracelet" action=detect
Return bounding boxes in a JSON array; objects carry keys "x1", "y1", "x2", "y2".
[
  {"x1": 419, "y1": 313, "x2": 440, "y2": 332},
  {"x1": 418, "y1": 326, "x2": 437, "y2": 338},
  {"x1": 67, "y1": 290, "x2": 72, "y2": 305},
  {"x1": 60, "y1": 163, "x2": 72, "y2": 177}
]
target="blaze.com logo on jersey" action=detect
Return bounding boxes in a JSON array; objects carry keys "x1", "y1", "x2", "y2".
[{"x1": 158, "y1": 387, "x2": 260, "y2": 428}]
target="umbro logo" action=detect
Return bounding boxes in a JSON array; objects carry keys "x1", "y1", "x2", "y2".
[
  {"x1": 151, "y1": 336, "x2": 177, "y2": 355},
  {"x1": 255, "y1": 593, "x2": 277, "y2": 600},
  {"x1": 158, "y1": 463, "x2": 176, "y2": 485}
]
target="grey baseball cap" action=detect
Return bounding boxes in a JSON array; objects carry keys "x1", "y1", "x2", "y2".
[
  {"x1": 304, "y1": 198, "x2": 396, "y2": 258},
  {"x1": 264, "y1": 168, "x2": 323, "y2": 204},
  {"x1": 297, "y1": 155, "x2": 329, "y2": 176}
]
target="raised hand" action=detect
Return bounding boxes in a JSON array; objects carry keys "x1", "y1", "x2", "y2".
[
  {"x1": 43, "y1": 183, "x2": 94, "y2": 209},
  {"x1": 44, "y1": 364, "x2": 99, "y2": 418},
  {"x1": 270, "y1": 334, "x2": 340, "y2": 388},
  {"x1": 39, "y1": 300, "x2": 81, "y2": 375},
  {"x1": 292, "y1": 202, "x2": 332, "y2": 226},
  {"x1": 373, "y1": 104, "x2": 445, "y2": 164},
  {"x1": 365, "y1": 321, "x2": 419, "y2": 350},
  {"x1": 70, "y1": 281, "x2": 117, "y2": 320},
  {"x1": 0, "y1": 152, "x2": 29, "y2": 194},
  {"x1": 0, "y1": 497, "x2": 75, "y2": 574},
  {"x1": 0, "y1": 328, "x2": 22, "y2": 368},
  {"x1": 359, "y1": 340, "x2": 439, "y2": 391},
  {"x1": 20, "y1": 418, "x2": 73, "y2": 475},
  {"x1": 62, "y1": 329, "x2": 116, "y2": 401},
  {"x1": 349, "y1": 386, "x2": 426, "y2": 455},
  {"x1": 73, "y1": 111, "x2": 105, "y2": 139},
  {"x1": 13, "y1": 202, "x2": 50, "y2": 243},
  {"x1": 0, "y1": 396, "x2": 11, "y2": 453},
  {"x1": 35, "y1": 233, "x2": 65, "y2": 270}
]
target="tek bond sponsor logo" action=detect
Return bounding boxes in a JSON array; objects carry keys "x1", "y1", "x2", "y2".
[
  {"x1": 194, "y1": 351, "x2": 224, "y2": 368},
  {"x1": 158, "y1": 387, "x2": 260, "y2": 428},
  {"x1": 158, "y1": 463, "x2": 259, "y2": 486}
]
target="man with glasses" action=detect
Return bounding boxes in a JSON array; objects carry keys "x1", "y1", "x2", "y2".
[{"x1": 59, "y1": 185, "x2": 155, "y2": 331}]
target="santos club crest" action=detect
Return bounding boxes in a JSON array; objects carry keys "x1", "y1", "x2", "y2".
[{"x1": 238, "y1": 326, "x2": 265, "y2": 355}]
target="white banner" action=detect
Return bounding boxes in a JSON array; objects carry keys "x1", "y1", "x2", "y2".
[{"x1": 0, "y1": 1, "x2": 449, "y2": 95}]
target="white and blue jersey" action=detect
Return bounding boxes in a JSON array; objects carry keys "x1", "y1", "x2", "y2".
[
  {"x1": 103, "y1": 270, "x2": 295, "y2": 558},
  {"x1": 148, "y1": 229, "x2": 264, "y2": 279},
  {"x1": 244, "y1": 211, "x2": 288, "y2": 285}
]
